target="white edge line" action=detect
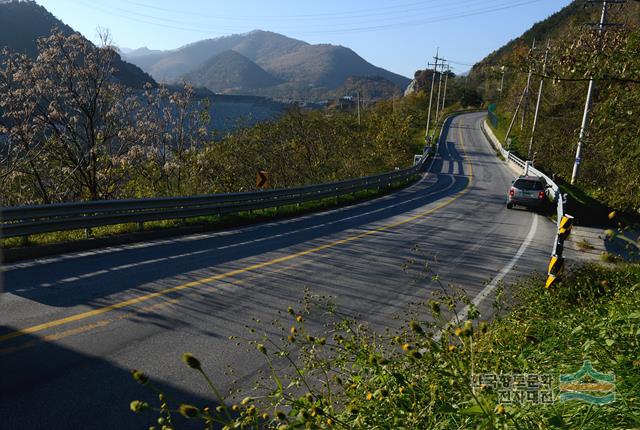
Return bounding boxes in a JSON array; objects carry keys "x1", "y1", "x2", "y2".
[
  {"x1": 430, "y1": 207, "x2": 539, "y2": 344},
  {"x1": 461, "y1": 214, "x2": 539, "y2": 319}
]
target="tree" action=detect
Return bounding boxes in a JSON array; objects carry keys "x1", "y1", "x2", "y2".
[{"x1": 0, "y1": 29, "x2": 138, "y2": 203}]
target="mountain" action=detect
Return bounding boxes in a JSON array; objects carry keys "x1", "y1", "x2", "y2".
[
  {"x1": 122, "y1": 46, "x2": 163, "y2": 57},
  {"x1": 124, "y1": 30, "x2": 410, "y2": 98},
  {"x1": 257, "y1": 43, "x2": 408, "y2": 89},
  {"x1": 0, "y1": 0, "x2": 155, "y2": 89},
  {"x1": 124, "y1": 31, "x2": 306, "y2": 83},
  {"x1": 184, "y1": 50, "x2": 281, "y2": 93}
]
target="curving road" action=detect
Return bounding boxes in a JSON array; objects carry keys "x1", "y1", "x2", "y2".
[{"x1": 0, "y1": 112, "x2": 557, "y2": 429}]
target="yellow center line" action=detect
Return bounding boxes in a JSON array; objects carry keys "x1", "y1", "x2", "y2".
[
  {"x1": 1, "y1": 117, "x2": 475, "y2": 344},
  {"x1": 0, "y1": 259, "x2": 312, "y2": 355}
]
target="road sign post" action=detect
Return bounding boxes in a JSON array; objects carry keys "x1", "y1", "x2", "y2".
[{"x1": 256, "y1": 171, "x2": 269, "y2": 189}]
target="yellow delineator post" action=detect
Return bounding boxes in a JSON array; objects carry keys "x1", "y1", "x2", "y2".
[
  {"x1": 545, "y1": 254, "x2": 565, "y2": 289},
  {"x1": 558, "y1": 214, "x2": 574, "y2": 241},
  {"x1": 546, "y1": 214, "x2": 573, "y2": 288}
]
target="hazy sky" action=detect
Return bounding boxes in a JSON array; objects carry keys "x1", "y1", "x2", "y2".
[{"x1": 34, "y1": 0, "x2": 573, "y2": 77}]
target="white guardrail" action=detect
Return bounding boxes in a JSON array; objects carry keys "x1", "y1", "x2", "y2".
[
  {"x1": 481, "y1": 118, "x2": 571, "y2": 285},
  {"x1": 0, "y1": 114, "x2": 455, "y2": 242}
]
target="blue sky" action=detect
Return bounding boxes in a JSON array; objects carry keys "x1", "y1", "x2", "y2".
[{"x1": 35, "y1": 0, "x2": 573, "y2": 77}]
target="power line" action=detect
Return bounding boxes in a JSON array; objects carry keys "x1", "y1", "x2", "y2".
[
  {"x1": 533, "y1": 72, "x2": 640, "y2": 84},
  {"x1": 257, "y1": 1, "x2": 549, "y2": 35},
  {"x1": 111, "y1": 0, "x2": 504, "y2": 22},
  {"x1": 80, "y1": 0, "x2": 516, "y2": 32},
  {"x1": 72, "y1": 0, "x2": 547, "y2": 36},
  {"x1": 477, "y1": 65, "x2": 640, "y2": 84},
  {"x1": 446, "y1": 59, "x2": 477, "y2": 67}
]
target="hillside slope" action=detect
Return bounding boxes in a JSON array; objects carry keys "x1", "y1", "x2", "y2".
[
  {"x1": 0, "y1": 0, "x2": 155, "y2": 89},
  {"x1": 468, "y1": 0, "x2": 640, "y2": 214}
]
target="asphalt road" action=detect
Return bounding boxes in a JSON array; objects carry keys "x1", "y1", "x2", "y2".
[{"x1": 0, "y1": 112, "x2": 557, "y2": 429}]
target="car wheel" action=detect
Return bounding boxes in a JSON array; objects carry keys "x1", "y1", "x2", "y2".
[{"x1": 506, "y1": 202, "x2": 513, "y2": 209}]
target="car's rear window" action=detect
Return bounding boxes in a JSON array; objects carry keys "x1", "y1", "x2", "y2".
[{"x1": 514, "y1": 179, "x2": 544, "y2": 190}]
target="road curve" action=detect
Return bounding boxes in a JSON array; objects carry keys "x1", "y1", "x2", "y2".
[{"x1": 0, "y1": 112, "x2": 557, "y2": 429}]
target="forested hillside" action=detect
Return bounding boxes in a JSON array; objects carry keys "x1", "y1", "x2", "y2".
[
  {"x1": 0, "y1": 0, "x2": 154, "y2": 88},
  {"x1": 468, "y1": 0, "x2": 640, "y2": 214}
]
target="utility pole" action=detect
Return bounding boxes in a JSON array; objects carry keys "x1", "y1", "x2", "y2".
[
  {"x1": 425, "y1": 48, "x2": 440, "y2": 140},
  {"x1": 441, "y1": 65, "x2": 450, "y2": 113},
  {"x1": 528, "y1": 40, "x2": 550, "y2": 158},
  {"x1": 498, "y1": 66, "x2": 505, "y2": 98},
  {"x1": 521, "y1": 38, "x2": 536, "y2": 130},
  {"x1": 357, "y1": 91, "x2": 361, "y2": 125},
  {"x1": 505, "y1": 85, "x2": 529, "y2": 145},
  {"x1": 435, "y1": 63, "x2": 444, "y2": 123},
  {"x1": 571, "y1": 0, "x2": 623, "y2": 184}
]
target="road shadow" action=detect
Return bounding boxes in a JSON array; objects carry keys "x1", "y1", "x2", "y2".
[{"x1": 0, "y1": 326, "x2": 218, "y2": 430}]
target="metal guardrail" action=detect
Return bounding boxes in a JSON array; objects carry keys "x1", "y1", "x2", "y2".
[
  {"x1": 0, "y1": 169, "x2": 419, "y2": 239},
  {"x1": 0, "y1": 115, "x2": 454, "y2": 240}
]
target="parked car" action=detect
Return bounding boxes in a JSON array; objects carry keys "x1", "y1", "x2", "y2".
[{"x1": 506, "y1": 175, "x2": 548, "y2": 210}]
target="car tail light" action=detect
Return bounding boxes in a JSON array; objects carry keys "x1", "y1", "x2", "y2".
[
  {"x1": 538, "y1": 191, "x2": 545, "y2": 199},
  {"x1": 509, "y1": 188, "x2": 515, "y2": 197}
]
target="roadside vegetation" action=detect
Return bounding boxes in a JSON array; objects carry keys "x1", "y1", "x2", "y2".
[{"x1": 129, "y1": 237, "x2": 640, "y2": 430}]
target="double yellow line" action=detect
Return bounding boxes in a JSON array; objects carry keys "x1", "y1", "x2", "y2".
[{"x1": 1, "y1": 118, "x2": 474, "y2": 345}]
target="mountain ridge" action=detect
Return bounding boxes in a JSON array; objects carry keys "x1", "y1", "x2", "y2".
[{"x1": 123, "y1": 30, "x2": 410, "y2": 98}]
